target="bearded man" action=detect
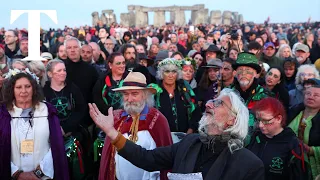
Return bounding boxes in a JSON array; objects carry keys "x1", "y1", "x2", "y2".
[
  {"x1": 229, "y1": 52, "x2": 271, "y2": 144},
  {"x1": 92, "y1": 72, "x2": 172, "y2": 180},
  {"x1": 90, "y1": 88, "x2": 265, "y2": 180}
]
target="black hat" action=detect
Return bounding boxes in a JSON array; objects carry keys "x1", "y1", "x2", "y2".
[
  {"x1": 303, "y1": 78, "x2": 320, "y2": 88},
  {"x1": 137, "y1": 53, "x2": 154, "y2": 67},
  {"x1": 205, "y1": 44, "x2": 221, "y2": 53}
]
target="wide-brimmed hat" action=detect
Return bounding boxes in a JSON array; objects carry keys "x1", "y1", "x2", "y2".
[
  {"x1": 202, "y1": 58, "x2": 223, "y2": 68},
  {"x1": 232, "y1": 52, "x2": 261, "y2": 73},
  {"x1": 137, "y1": 53, "x2": 154, "y2": 66},
  {"x1": 112, "y1": 72, "x2": 156, "y2": 94}
]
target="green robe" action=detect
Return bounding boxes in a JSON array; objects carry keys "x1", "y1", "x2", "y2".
[{"x1": 289, "y1": 112, "x2": 320, "y2": 179}]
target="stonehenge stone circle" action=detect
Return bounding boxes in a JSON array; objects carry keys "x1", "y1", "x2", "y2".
[{"x1": 93, "y1": 4, "x2": 244, "y2": 27}]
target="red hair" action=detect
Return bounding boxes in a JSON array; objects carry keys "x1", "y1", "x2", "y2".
[{"x1": 253, "y1": 97, "x2": 287, "y2": 127}]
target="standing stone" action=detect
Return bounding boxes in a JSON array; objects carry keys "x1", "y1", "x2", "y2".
[
  {"x1": 173, "y1": 10, "x2": 185, "y2": 26},
  {"x1": 210, "y1": 10, "x2": 222, "y2": 25},
  {"x1": 192, "y1": 9, "x2": 208, "y2": 25},
  {"x1": 92, "y1": 11, "x2": 100, "y2": 26},
  {"x1": 154, "y1": 10, "x2": 165, "y2": 27},
  {"x1": 222, "y1": 11, "x2": 232, "y2": 25},
  {"x1": 100, "y1": 13, "x2": 107, "y2": 25},
  {"x1": 170, "y1": 11, "x2": 175, "y2": 24},
  {"x1": 232, "y1": 12, "x2": 239, "y2": 24},
  {"x1": 120, "y1": 13, "x2": 130, "y2": 27},
  {"x1": 135, "y1": 10, "x2": 148, "y2": 27},
  {"x1": 238, "y1": 14, "x2": 244, "y2": 24}
]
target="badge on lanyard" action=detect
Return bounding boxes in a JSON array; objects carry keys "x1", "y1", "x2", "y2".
[{"x1": 21, "y1": 140, "x2": 34, "y2": 153}]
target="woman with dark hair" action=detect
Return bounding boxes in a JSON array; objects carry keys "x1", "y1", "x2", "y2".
[
  {"x1": 191, "y1": 52, "x2": 204, "y2": 69},
  {"x1": 262, "y1": 67, "x2": 290, "y2": 109},
  {"x1": 283, "y1": 57, "x2": 299, "y2": 91},
  {"x1": 93, "y1": 53, "x2": 128, "y2": 114},
  {"x1": 247, "y1": 97, "x2": 310, "y2": 180},
  {"x1": 0, "y1": 70, "x2": 69, "y2": 180},
  {"x1": 197, "y1": 59, "x2": 222, "y2": 111}
]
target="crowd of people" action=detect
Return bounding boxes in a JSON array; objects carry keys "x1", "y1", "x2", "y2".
[{"x1": 0, "y1": 19, "x2": 319, "y2": 180}]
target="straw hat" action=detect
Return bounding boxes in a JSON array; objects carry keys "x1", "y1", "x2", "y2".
[{"x1": 112, "y1": 72, "x2": 156, "y2": 94}]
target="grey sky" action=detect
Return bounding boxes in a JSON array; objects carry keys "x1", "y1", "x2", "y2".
[{"x1": 0, "y1": 0, "x2": 319, "y2": 29}]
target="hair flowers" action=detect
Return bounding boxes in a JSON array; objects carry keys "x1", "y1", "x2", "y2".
[{"x1": 4, "y1": 68, "x2": 40, "y2": 84}]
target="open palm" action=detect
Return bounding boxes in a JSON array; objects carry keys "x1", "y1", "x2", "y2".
[{"x1": 89, "y1": 103, "x2": 114, "y2": 133}]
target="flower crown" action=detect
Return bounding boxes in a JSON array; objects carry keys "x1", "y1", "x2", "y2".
[
  {"x1": 4, "y1": 68, "x2": 40, "y2": 84},
  {"x1": 181, "y1": 57, "x2": 197, "y2": 70},
  {"x1": 157, "y1": 58, "x2": 182, "y2": 69}
]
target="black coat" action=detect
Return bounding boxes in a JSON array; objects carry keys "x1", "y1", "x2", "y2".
[
  {"x1": 247, "y1": 127, "x2": 308, "y2": 180},
  {"x1": 118, "y1": 134, "x2": 265, "y2": 180},
  {"x1": 43, "y1": 81, "x2": 85, "y2": 133}
]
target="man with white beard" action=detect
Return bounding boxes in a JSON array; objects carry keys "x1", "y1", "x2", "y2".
[
  {"x1": 229, "y1": 52, "x2": 271, "y2": 144},
  {"x1": 92, "y1": 72, "x2": 172, "y2": 180},
  {"x1": 89, "y1": 88, "x2": 265, "y2": 180}
]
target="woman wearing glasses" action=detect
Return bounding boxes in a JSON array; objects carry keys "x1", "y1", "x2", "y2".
[{"x1": 247, "y1": 97, "x2": 311, "y2": 180}]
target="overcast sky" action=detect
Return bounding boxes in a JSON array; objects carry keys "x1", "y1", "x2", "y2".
[{"x1": 0, "y1": 0, "x2": 319, "y2": 30}]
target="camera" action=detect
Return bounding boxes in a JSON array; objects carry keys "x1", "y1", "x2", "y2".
[{"x1": 231, "y1": 33, "x2": 239, "y2": 40}]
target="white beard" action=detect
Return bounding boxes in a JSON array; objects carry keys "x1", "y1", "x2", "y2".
[
  {"x1": 198, "y1": 109, "x2": 225, "y2": 135},
  {"x1": 123, "y1": 101, "x2": 146, "y2": 115}
]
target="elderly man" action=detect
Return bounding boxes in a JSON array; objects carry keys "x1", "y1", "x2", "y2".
[
  {"x1": 230, "y1": 52, "x2": 271, "y2": 143},
  {"x1": 259, "y1": 42, "x2": 282, "y2": 67},
  {"x1": 149, "y1": 58, "x2": 202, "y2": 133},
  {"x1": 65, "y1": 37, "x2": 99, "y2": 126},
  {"x1": 4, "y1": 29, "x2": 19, "y2": 58},
  {"x1": 288, "y1": 78, "x2": 320, "y2": 179},
  {"x1": 294, "y1": 44, "x2": 312, "y2": 65},
  {"x1": 90, "y1": 88, "x2": 265, "y2": 180},
  {"x1": 90, "y1": 72, "x2": 172, "y2": 180}
]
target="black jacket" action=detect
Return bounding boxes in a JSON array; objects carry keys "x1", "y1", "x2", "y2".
[
  {"x1": 65, "y1": 58, "x2": 99, "y2": 126},
  {"x1": 247, "y1": 127, "x2": 308, "y2": 180},
  {"x1": 43, "y1": 81, "x2": 85, "y2": 133},
  {"x1": 118, "y1": 134, "x2": 265, "y2": 180},
  {"x1": 310, "y1": 43, "x2": 320, "y2": 63},
  {"x1": 92, "y1": 72, "x2": 128, "y2": 115}
]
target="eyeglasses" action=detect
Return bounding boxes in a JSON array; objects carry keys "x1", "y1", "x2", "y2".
[
  {"x1": 300, "y1": 73, "x2": 315, "y2": 77},
  {"x1": 164, "y1": 70, "x2": 178, "y2": 75},
  {"x1": 114, "y1": 61, "x2": 125, "y2": 65},
  {"x1": 305, "y1": 91, "x2": 320, "y2": 98},
  {"x1": 267, "y1": 71, "x2": 280, "y2": 79},
  {"x1": 255, "y1": 115, "x2": 278, "y2": 125},
  {"x1": 210, "y1": 99, "x2": 237, "y2": 115},
  {"x1": 105, "y1": 43, "x2": 114, "y2": 45}
]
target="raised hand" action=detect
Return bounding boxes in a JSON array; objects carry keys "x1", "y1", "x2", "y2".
[{"x1": 89, "y1": 104, "x2": 118, "y2": 140}]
